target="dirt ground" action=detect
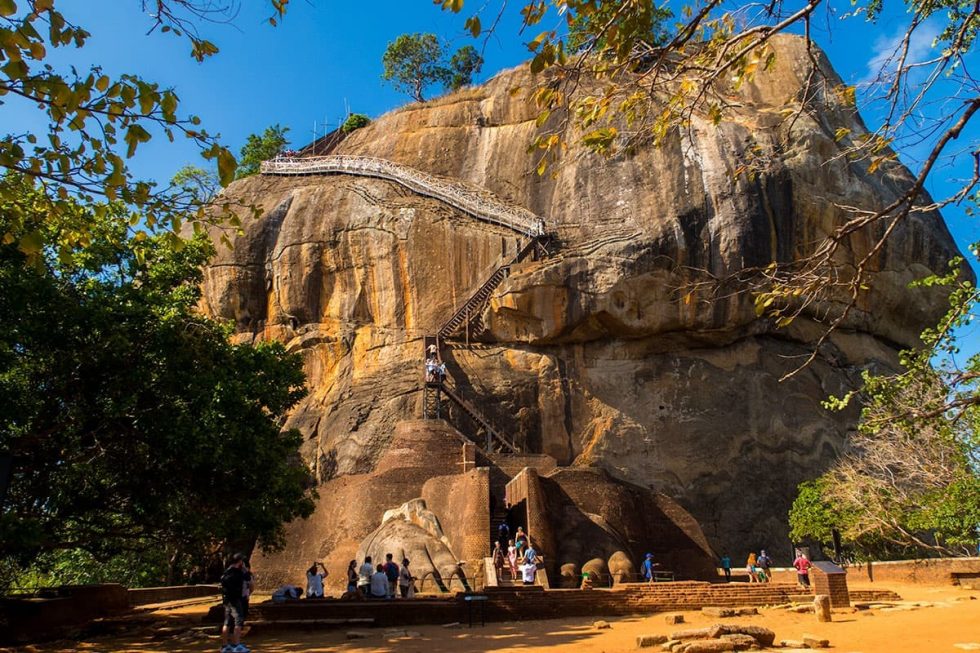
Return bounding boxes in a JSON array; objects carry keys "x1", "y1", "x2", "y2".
[{"x1": 10, "y1": 582, "x2": 980, "y2": 653}]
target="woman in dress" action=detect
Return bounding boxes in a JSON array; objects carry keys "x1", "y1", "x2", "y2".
[{"x1": 507, "y1": 539, "x2": 519, "y2": 581}]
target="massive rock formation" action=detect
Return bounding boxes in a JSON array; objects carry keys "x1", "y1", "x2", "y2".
[{"x1": 201, "y1": 34, "x2": 964, "y2": 578}]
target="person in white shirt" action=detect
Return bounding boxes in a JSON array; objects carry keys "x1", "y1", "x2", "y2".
[
  {"x1": 305, "y1": 562, "x2": 328, "y2": 598},
  {"x1": 358, "y1": 556, "x2": 374, "y2": 593},
  {"x1": 521, "y1": 546, "x2": 538, "y2": 585},
  {"x1": 398, "y1": 558, "x2": 415, "y2": 598},
  {"x1": 369, "y1": 564, "x2": 389, "y2": 598}
]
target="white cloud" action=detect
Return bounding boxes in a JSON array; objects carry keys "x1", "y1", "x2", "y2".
[{"x1": 861, "y1": 21, "x2": 941, "y2": 86}]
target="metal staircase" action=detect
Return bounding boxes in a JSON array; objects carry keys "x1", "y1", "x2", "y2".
[
  {"x1": 438, "y1": 236, "x2": 544, "y2": 340},
  {"x1": 260, "y1": 152, "x2": 553, "y2": 459}
]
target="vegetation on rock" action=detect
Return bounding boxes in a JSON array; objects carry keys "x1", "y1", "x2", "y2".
[
  {"x1": 0, "y1": 175, "x2": 316, "y2": 588},
  {"x1": 235, "y1": 124, "x2": 291, "y2": 179},
  {"x1": 341, "y1": 113, "x2": 372, "y2": 134},
  {"x1": 381, "y1": 33, "x2": 484, "y2": 102}
]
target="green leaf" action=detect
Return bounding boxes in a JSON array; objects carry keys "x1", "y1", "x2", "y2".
[
  {"x1": 0, "y1": 0, "x2": 16, "y2": 18},
  {"x1": 217, "y1": 147, "x2": 237, "y2": 186}
]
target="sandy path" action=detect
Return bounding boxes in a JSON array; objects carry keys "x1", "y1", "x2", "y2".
[{"x1": 13, "y1": 582, "x2": 980, "y2": 652}]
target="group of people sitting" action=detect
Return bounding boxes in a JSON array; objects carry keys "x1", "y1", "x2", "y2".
[{"x1": 491, "y1": 524, "x2": 540, "y2": 585}]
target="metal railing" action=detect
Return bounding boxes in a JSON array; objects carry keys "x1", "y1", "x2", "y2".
[{"x1": 260, "y1": 155, "x2": 546, "y2": 237}]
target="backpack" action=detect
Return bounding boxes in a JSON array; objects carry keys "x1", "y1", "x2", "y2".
[{"x1": 220, "y1": 567, "x2": 241, "y2": 599}]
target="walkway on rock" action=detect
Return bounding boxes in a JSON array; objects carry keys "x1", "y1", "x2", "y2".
[
  {"x1": 260, "y1": 155, "x2": 546, "y2": 238},
  {"x1": 260, "y1": 153, "x2": 551, "y2": 456}
]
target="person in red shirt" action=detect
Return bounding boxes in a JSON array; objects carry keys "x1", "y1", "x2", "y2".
[{"x1": 793, "y1": 550, "x2": 812, "y2": 589}]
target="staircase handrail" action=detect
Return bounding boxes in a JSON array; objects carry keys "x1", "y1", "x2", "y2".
[
  {"x1": 260, "y1": 155, "x2": 546, "y2": 238},
  {"x1": 440, "y1": 380, "x2": 520, "y2": 453},
  {"x1": 437, "y1": 236, "x2": 540, "y2": 339}
]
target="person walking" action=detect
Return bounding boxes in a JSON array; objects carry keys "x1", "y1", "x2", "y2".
[
  {"x1": 793, "y1": 550, "x2": 812, "y2": 589},
  {"x1": 641, "y1": 553, "x2": 657, "y2": 583},
  {"x1": 746, "y1": 552, "x2": 758, "y2": 583},
  {"x1": 384, "y1": 553, "x2": 400, "y2": 598},
  {"x1": 492, "y1": 541, "x2": 505, "y2": 581},
  {"x1": 720, "y1": 554, "x2": 731, "y2": 582},
  {"x1": 220, "y1": 553, "x2": 249, "y2": 653},
  {"x1": 757, "y1": 550, "x2": 773, "y2": 583},
  {"x1": 497, "y1": 521, "x2": 510, "y2": 549},
  {"x1": 515, "y1": 527, "x2": 529, "y2": 556},
  {"x1": 507, "y1": 539, "x2": 519, "y2": 581}
]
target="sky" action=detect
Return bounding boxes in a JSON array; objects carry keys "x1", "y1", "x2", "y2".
[{"x1": 6, "y1": 0, "x2": 980, "y2": 358}]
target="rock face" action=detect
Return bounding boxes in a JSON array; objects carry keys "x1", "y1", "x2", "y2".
[{"x1": 201, "y1": 33, "x2": 965, "y2": 572}]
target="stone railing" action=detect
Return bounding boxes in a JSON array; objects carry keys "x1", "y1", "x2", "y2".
[{"x1": 260, "y1": 155, "x2": 546, "y2": 237}]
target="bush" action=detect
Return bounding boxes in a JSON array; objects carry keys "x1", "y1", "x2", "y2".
[{"x1": 341, "y1": 113, "x2": 371, "y2": 134}]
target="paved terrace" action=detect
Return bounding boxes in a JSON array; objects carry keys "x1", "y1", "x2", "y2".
[{"x1": 243, "y1": 582, "x2": 902, "y2": 631}]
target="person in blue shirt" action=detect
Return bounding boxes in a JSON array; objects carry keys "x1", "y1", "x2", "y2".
[
  {"x1": 641, "y1": 552, "x2": 657, "y2": 582},
  {"x1": 720, "y1": 554, "x2": 731, "y2": 582}
]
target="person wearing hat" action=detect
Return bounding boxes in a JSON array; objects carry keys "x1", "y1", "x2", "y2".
[{"x1": 641, "y1": 552, "x2": 657, "y2": 583}]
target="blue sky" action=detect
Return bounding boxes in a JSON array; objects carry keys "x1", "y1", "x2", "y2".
[{"x1": 7, "y1": 0, "x2": 980, "y2": 358}]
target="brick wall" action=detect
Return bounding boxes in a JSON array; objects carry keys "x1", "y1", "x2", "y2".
[
  {"x1": 811, "y1": 563, "x2": 850, "y2": 608},
  {"x1": 853, "y1": 557, "x2": 980, "y2": 585}
]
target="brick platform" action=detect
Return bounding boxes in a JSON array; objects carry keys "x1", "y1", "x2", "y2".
[{"x1": 242, "y1": 581, "x2": 903, "y2": 630}]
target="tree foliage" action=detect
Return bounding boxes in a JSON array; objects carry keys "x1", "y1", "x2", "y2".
[
  {"x1": 790, "y1": 261, "x2": 980, "y2": 558},
  {"x1": 171, "y1": 164, "x2": 220, "y2": 203},
  {"x1": 341, "y1": 113, "x2": 371, "y2": 134},
  {"x1": 0, "y1": 1, "x2": 291, "y2": 263},
  {"x1": 381, "y1": 33, "x2": 484, "y2": 102},
  {"x1": 566, "y1": 1, "x2": 671, "y2": 52},
  {"x1": 0, "y1": 175, "x2": 316, "y2": 586},
  {"x1": 235, "y1": 124, "x2": 290, "y2": 179}
]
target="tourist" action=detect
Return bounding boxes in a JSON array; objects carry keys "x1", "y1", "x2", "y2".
[
  {"x1": 425, "y1": 355, "x2": 439, "y2": 382},
  {"x1": 507, "y1": 539, "x2": 519, "y2": 581},
  {"x1": 521, "y1": 544, "x2": 538, "y2": 585},
  {"x1": 241, "y1": 560, "x2": 255, "y2": 621},
  {"x1": 271, "y1": 584, "x2": 301, "y2": 603},
  {"x1": 757, "y1": 549, "x2": 773, "y2": 583},
  {"x1": 346, "y1": 559, "x2": 358, "y2": 593},
  {"x1": 720, "y1": 553, "x2": 731, "y2": 582},
  {"x1": 384, "y1": 553, "x2": 400, "y2": 598},
  {"x1": 746, "y1": 552, "x2": 758, "y2": 583},
  {"x1": 399, "y1": 558, "x2": 415, "y2": 598},
  {"x1": 515, "y1": 526, "x2": 529, "y2": 556},
  {"x1": 492, "y1": 541, "x2": 505, "y2": 580},
  {"x1": 793, "y1": 550, "x2": 812, "y2": 589},
  {"x1": 358, "y1": 556, "x2": 374, "y2": 594},
  {"x1": 305, "y1": 561, "x2": 328, "y2": 598},
  {"x1": 220, "y1": 553, "x2": 249, "y2": 653},
  {"x1": 370, "y1": 563, "x2": 389, "y2": 598},
  {"x1": 497, "y1": 521, "x2": 510, "y2": 548},
  {"x1": 641, "y1": 552, "x2": 657, "y2": 583},
  {"x1": 427, "y1": 343, "x2": 438, "y2": 358},
  {"x1": 436, "y1": 361, "x2": 447, "y2": 381}
]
